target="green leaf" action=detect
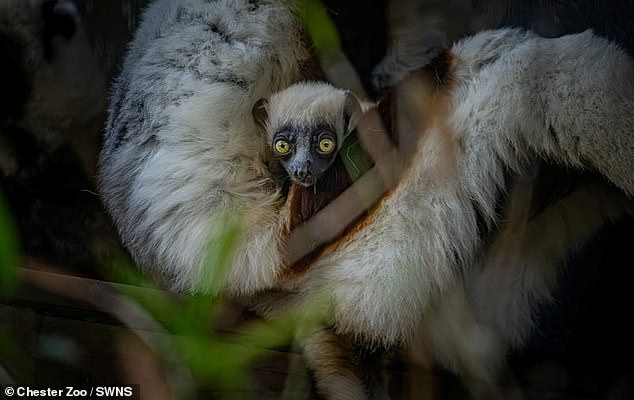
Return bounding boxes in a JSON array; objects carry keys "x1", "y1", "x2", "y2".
[{"x1": 294, "y1": 0, "x2": 341, "y2": 53}]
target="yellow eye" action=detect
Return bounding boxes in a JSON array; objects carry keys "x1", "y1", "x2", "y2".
[
  {"x1": 318, "y1": 138, "x2": 335, "y2": 154},
  {"x1": 274, "y1": 139, "x2": 290, "y2": 155}
]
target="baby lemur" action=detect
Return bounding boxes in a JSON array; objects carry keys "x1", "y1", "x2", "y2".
[{"x1": 254, "y1": 81, "x2": 368, "y2": 188}]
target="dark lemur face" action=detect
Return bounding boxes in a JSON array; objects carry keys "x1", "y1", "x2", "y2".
[
  {"x1": 253, "y1": 81, "x2": 366, "y2": 187},
  {"x1": 272, "y1": 124, "x2": 337, "y2": 186}
]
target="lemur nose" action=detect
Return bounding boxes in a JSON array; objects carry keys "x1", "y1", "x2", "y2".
[{"x1": 294, "y1": 168, "x2": 309, "y2": 180}]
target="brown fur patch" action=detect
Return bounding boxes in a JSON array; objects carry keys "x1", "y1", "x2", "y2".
[
  {"x1": 391, "y1": 50, "x2": 459, "y2": 187},
  {"x1": 281, "y1": 167, "x2": 397, "y2": 279},
  {"x1": 422, "y1": 49, "x2": 455, "y2": 88},
  {"x1": 287, "y1": 156, "x2": 354, "y2": 230},
  {"x1": 282, "y1": 155, "x2": 355, "y2": 276}
]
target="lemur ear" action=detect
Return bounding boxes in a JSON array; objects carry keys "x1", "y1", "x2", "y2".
[
  {"x1": 252, "y1": 98, "x2": 269, "y2": 131},
  {"x1": 343, "y1": 90, "x2": 364, "y2": 136}
]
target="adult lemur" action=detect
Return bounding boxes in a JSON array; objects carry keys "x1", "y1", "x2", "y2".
[{"x1": 99, "y1": 0, "x2": 634, "y2": 398}]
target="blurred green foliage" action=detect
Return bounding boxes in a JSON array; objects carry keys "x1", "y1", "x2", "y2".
[
  {"x1": 0, "y1": 191, "x2": 18, "y2": 294},
  {"x1": 294, "y1": 0, "x2": 341, "y2": 53},
  {"x1": 341, "y1": 135, "x2": 374, "y2": 182},
  {"x1": 103, "y1": 214, "x2": 327, "y2": 398}
]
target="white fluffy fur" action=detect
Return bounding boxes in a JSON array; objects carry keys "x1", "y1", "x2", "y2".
[
  {"x1": 315, "y1": 28, "x2": 633, "y2": 377},
  {"x1": 99, "y1": 0, "x2": 307, "y2": 294},
  {"x1": 99, "y1": 0, "x2": 634, "y2": 394}
]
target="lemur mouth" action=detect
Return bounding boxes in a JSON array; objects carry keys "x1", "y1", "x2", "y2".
[{"x1": 293, "y1": 176, "x2": 315, "y2": 187}]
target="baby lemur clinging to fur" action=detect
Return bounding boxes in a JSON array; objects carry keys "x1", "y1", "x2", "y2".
[
  {"x1": 253, "y1": 81, "x2": 375, "y2": 230},
  {"x1": 254, "y1": 81, "x2": 369, "y2": 188}
]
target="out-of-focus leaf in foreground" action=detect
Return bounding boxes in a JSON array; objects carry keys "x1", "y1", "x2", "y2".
[{"x1": 0, "y1": 191, "x2": 19, "y2": 293}]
